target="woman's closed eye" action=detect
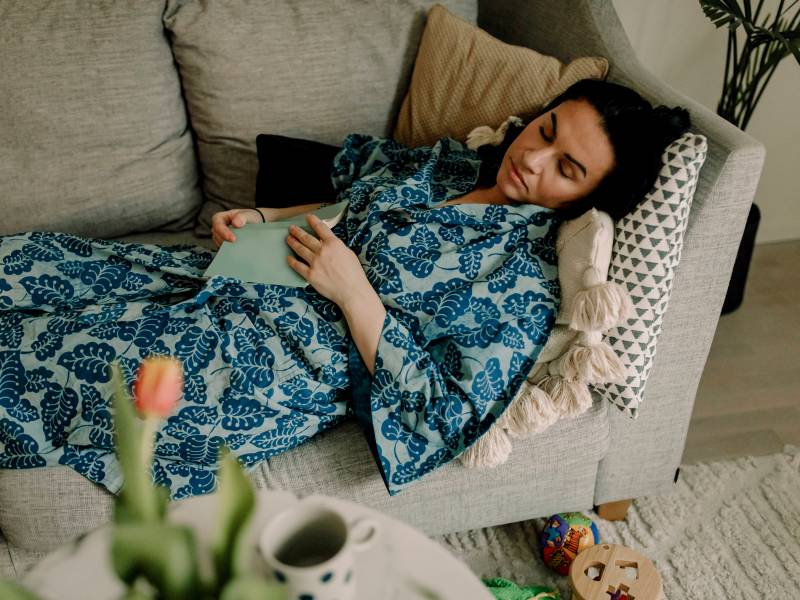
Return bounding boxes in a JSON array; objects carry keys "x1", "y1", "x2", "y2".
[{"x1": 539, "y1": 125, "x2": 572, "y2": 180}]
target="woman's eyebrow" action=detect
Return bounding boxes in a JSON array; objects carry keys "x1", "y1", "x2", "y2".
[{"x1": 552, "y1": 112, "x2": 587, "y2": 178}]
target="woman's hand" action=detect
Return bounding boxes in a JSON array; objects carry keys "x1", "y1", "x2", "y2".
[
  {"x1": 286, "y1": 214, "x2": 372, "y2": 308},
  {"x1": 211, "y1": 208, "x2": 273, "y2": 248}
]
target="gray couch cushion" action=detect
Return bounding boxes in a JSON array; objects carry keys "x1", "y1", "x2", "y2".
[
  {"x1": 0, "y1": 0, "x2": 203, "y2": 239},
  {"x1": 0, "y1": 399, "x2": 607, "y2": 551},
  {"x1": 0, "y1": 530, "x2": 15, "y2": 579},
  {"x1": 253, "y1": 398, "x2": 609, "y2": 534},
  {"x1": 161, "y1": 0, "x2": 478, "y2": 237}
]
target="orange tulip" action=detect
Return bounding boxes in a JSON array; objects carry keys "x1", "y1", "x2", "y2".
[{"x1": 133, "y1": 356, "x2": 183, "y2": 418}]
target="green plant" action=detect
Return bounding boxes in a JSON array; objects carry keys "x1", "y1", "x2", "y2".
[
  {"x1": 699, "y1": 0, "x2": 800, "y2": 130},
  {"x1": 107, "y1": 360, "x2": 287, "y2": 600},
  {"x1": 0, "y1": 358, "x2": 286, "y2": 600}
]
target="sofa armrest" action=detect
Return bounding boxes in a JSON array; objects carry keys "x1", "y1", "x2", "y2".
[{"x1": 478, "y1": 0, "x2": 767, "y2": 503}]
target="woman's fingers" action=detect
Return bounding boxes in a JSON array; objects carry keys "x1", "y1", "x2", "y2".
[
  {"x1": 286, "y1": 233, "x2": 314, "y2": 263},
  {"x1": 286, "y1": 254, "x2": 310, "y2": 279},
  {"x1": 288, "y1": 224, "x2": 322, "y2": 252},
  {"x1": 212, "y1": 210, "x2": 247, "y2": 244},
  {"x1": 221, "y1": 225, "x2": 236, "y2": 243},
  {"x1": 211, "y1": 212, "x2": 230, "y2": 241},
  {"x1": 305, "y1": 213, "x2": 335, "y2": 240},
  {"x1": 212, "y1": 229, "x2": 226, "y2": 248},
  {"x1": 214, "y1": 230, "x2": 227, "y2": 247}
]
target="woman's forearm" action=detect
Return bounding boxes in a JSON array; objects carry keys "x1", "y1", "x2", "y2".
[
  {"x1": 340, "y1": 286, "x2": 386, "y2": 376},
  {"x1": 260, "y1": 203, "x2": 325, "y2": 222}
]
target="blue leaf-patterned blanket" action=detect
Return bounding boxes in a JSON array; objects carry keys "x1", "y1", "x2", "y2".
[{"x1": 0, "y1": 133, "x2": 560, "y2": 499}]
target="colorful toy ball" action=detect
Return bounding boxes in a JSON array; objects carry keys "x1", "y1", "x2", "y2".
[{"x1": 539, "y1": 512, "x2": 600, "y2": 576}]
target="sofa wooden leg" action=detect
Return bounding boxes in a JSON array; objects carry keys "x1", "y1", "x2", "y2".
[{"x1": 596, "y1": 499, "x2": 633, "y2": 521}]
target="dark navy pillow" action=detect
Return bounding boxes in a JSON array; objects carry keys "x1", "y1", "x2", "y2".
[{"x1": 255, "y1": 134, "x2": 342, "y2": 208}]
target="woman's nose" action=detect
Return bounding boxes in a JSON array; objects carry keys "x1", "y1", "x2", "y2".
[{"x1": 520, "y1": 147, "x2": 555, "y2": 175}]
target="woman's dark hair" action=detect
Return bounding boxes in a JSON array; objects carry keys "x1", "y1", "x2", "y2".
[{"x1": 474, "y1": 78, "x2": 692, "y2": 221}]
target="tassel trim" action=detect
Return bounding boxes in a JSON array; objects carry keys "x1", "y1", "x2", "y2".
[
  {"x1": 465, "y1": 115, "x2": 524, "y2": 150},
  {"x1": 551, "y1": 342, "x2": 627, "y2": 384},
  {"x1": 459, "y1": 426, "x2": 513, "y2": 469},
  {"x1": 498, "y1": 383, "x2": 560, "y2": 438},
  {"x1": 537, "y1": 375, "x2": 593, "y2": 418},
  {"x1": 569, "y1": 280, "x2": 634, "y2": 332}
]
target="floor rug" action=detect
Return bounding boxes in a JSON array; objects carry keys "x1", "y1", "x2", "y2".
[{"x1": 435, "y1": 445, "x2": 800, "y2": 599}]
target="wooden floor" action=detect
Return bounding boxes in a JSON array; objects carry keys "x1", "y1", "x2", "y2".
[{"x1": 682, "y1": 240, "x2": 800, "y2": 464}]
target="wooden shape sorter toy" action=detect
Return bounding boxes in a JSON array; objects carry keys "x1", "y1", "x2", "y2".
[{"x1": 569, "y1": 543, "x2": 663, "y2": 600}]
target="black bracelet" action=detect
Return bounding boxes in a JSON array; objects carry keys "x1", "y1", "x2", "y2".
[{"x1": 253, "y1": 208, "x2": 266, "y2": 223}]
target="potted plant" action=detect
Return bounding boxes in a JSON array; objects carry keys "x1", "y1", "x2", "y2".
[
  {"x1": 698, "y1": 0, "x2": 799, "y2": 313},
  {"x1": 0, "y1": 356, "x2": 287, "y2": 600}
]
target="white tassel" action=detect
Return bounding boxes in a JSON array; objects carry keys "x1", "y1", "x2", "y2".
[
  {"x1": 465, "y1": 125, "x2": 499, "y2": 150},
  {"x1": 553, "y1": 342, "x2": 627, "y2": 384},
  {"x1": 538, "y1": 375, "x2": 593, "y2": 418},
  {"x1": 498, "y1": 383, "x2": 560, "y2": 438},
  {"x1": 569, "y1": 280, "x2": 634, "y2": 332},
  {"x1": 465, "y1": 115, "x2": 524, "y2": 150},
  {"x1": 459, "y1": 426, "x2": 513, "y2": 468}
]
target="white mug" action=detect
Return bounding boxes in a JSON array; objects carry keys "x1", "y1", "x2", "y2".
[{"x1": 258, "y1": 500, "x2": 381, "y2": 600}]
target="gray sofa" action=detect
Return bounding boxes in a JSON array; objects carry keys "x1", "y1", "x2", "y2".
[{"x1": 0, "y1": 0, "x2": 765, "y2": 579}]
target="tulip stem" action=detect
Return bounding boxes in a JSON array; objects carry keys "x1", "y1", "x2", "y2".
[{"x1": 140, "y1": 416, "x2": 158, "y2": 477}]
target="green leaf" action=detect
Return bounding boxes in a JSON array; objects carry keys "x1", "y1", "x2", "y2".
[
  {"x1": 699, "y1": 0, "x2": 742, "y2": 29},
  {"x1": 775, "y1": 29, "x2": 800, "y2": 66},
  {"x1": 111, "y1": 523, "x2": 201, "y2": 600},
  {"x1": 0, "y1": 580, "x2": 44, "y2": 600},
  {"x1": 220, "y1": 576, "x2": 287, "y2": 600},
  {"x1": 211, "y1": 448, "x2": 256, "y2": 590},
  {"x1": 110, "y1": 361, "x2": 162, "y2": 524}
]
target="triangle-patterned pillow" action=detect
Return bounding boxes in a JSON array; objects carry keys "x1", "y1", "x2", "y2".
[{"x1": 591, "y1": 132, "x2": 708, "y2": 418}]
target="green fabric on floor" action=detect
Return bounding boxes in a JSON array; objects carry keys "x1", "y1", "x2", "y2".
[{"x1": 483, "y1": 577, "x2": 561, "y2": 599}]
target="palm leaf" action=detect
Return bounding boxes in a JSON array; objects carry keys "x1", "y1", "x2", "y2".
[
  {"x1": 700, "y1": 0, "x2": 746, "y2": 28},
  {"x1": 776, "y1": 28, "x2": 800, "y2": 65}
]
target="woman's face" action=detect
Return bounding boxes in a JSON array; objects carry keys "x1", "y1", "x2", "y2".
[{"x1": 496, "y1": 99, "x2": 615, "y2": 210}]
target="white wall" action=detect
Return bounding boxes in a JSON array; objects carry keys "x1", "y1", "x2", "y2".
[{"x1": 612, "y1": 0, "x2": 800, "y2": 244}]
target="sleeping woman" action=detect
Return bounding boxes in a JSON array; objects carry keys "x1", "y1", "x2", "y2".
[{"x1": 0, "y1": 79, "x2": 690, "y2": 498}]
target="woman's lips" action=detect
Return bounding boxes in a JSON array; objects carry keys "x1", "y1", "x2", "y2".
[{"x1": 509, "y1": 159, "x2": 527, "y2": 191}]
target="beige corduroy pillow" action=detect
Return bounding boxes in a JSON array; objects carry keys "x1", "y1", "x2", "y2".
[{"x1": 392, "y1": 3, "x2": 609, "y2": 149}]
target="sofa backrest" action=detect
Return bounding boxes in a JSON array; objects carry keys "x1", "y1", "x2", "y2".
[
  {"x1": 0, "y1": 1, "x2": 203, "y2": 239},
  {"x1": 161, "y1": 0, "x2": 478, "y2": 235},
  {"x1": 1, "y1": 1, "x2": 479, "y2": 240}
]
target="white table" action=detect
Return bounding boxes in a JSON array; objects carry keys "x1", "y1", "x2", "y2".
[{"x1": 22, "y1": 490, "x2": 493, "y2": 600}]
